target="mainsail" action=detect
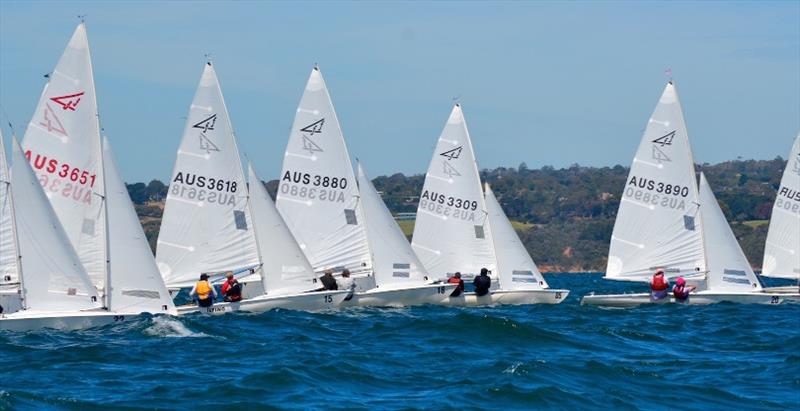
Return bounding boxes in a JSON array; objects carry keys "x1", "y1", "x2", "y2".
[
  {"x1": 103, "y1": 138, "x2": 176, "y2": 314},
  {"x1": 412, "y1": 104, "x2": 495, "y2": 279},
  {"x1": 0, "y1": 129, "x2": 19, "y2": 287},
  {"x1": 248, "y1": 164, "x2": 317, "y2": 295},
  {"x1": 276, "y1": 67, "x2": 371, "y2": 275},
  {"x1": 357, "y1": 163, "x2": 429, "y2": 287},
  {"x1": 21, "y1": 23, "x2": 106, "y2": 292},
  {"x1": 699, "y1": 173, "x2": 762, "y2": 291},
  {"x1": 484, "y1": 184, "x2": 547, "y2": 290},
  {"x1": 156, "y1": 63, "x2": 259, "y2": 288},
  {"x1": 762, "y1": 134, "x2": 800, "y2": 279},
  {"x1": 10, "y1": 138, "x2": 100, "y2": 311},
  {"x1": 605, "y1": 82, "x2": 705, "y2": 282}
]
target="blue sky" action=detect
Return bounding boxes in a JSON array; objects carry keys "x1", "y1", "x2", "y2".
[{"x1": 1, "y1": 1, "x2": 798, "y2": 183}]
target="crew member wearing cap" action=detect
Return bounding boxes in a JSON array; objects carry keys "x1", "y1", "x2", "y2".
[
  {"x1": 221, "y1": 271, "x2": 242, "y2": 302},
  {"x1": 473, "y1": 268, "x2": 492, "y2": 297},
  {"x1": 672, "y1": 277, "x2": 696, "y2": 302},
  {"x1": 650, "y1": 269, "x2": 670, "y2": 301},
  {"x1": 189, "y1": 273, "x2": 217, "y2": 307},
  {"x1": 319, "y1": 269, "x2": 338, "y2": 291}
]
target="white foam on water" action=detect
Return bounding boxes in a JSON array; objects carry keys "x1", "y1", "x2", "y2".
[{"x1": 143, "y1": 316, "x2": 207, "y2": 338}]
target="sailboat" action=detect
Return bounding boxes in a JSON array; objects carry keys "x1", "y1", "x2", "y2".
[
  {"x1": 760, "y1": 134, "x2": 800, "y2": 293},
  {"x1": 0, "y1": 134, "x2": 120, "y2": 331},
  {"x1": 581, "y1": 82, "x2": 798, "y2": 306},
  {"x1": 19, "y1": 23, "x2": 176, "y2": 318},
  {"x1": 157, "y1": 63, "x2": 348, "y2": 314},
  {"x1": 276, "y1": 67, "x2": 455, "y2": 306},
  {"x1": 412, "y1": 104, "x2": 569, "y2": 305}
]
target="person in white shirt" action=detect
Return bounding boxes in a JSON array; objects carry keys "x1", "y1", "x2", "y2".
[{"x1": 336, "y1": 269, "x2": 356, "y2": 291}]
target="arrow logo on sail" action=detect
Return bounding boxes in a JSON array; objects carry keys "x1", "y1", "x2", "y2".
[
  {"x1": 440, "y1": 146, "x2": 462, "y2": 160},
  {"x1": 443, "y1": 161, "x2": 461, "y2": 177},
  {"x1": 193, "y1": 114, "x2": 217, "y2": 133},
  {"x1": 302, "y1": 135, "x2": 323, "y2": 155},
  {"x1": 50, "y1": 92, "x2": 85, "y2": 111},
  {"x1": 651, "y1": 145, "x2": 671, "y2": 163},
  {"x1": 301, "y1": 118, "x2": 325, "y2": 135},
  {"x1": 39, "y1": 104, "x2": 68, "y2": 136},
  {"x1": 199, "y1": 133, "x2": 220, "y2": 154},
  {"x1": 652, "y1": 131, "x2": 676, "y2": 147}
]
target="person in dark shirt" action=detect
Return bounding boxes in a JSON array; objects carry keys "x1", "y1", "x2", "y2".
[
  {"x1": 447, "y1": 272, "x2": 465, "y2": 297},
  {"x1": 473, "y1": 268, "x2": 492, "y2": 297},
  {"x1": 221, "y1": 271, "x2": 242, "y2": 302},
  {"x1": 319, "y1": 269, "x2": 338, "y2": 291}
]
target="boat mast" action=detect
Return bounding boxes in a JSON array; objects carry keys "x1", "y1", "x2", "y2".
[{"x1": 3, "y1": 133, "x2": 26, "y2": 310}]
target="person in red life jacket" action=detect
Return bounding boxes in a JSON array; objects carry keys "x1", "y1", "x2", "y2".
[
  {"x1": 221, "y1": 271, "x2": 242, "y2": 303},
  {"x1": 672, "y1": 277, "x2": 696, "y2": 302},
  {"x1": 447, "y1": 272, "x2": 465, "y2": 297},
  {"x1": 650, "y1": 269, "x2": 670, "y2": 301}
]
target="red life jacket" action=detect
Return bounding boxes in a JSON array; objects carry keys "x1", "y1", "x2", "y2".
[
  {"x1": 651, "y1": 275, "x2": 668, "y2": 291},
  {"x1": 447, "y1": 277, "x2": 461, "y2": 285},
  {"x1": 673, "y1": 284, "x2": 688, "y2": 300}
]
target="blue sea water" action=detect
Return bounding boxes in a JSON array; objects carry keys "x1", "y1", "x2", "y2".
[{"x1": 1, "y1": 273, "x2": 798, "y2": 410}]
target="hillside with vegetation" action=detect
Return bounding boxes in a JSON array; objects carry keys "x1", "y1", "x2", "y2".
[{"x1": 129, "y1": 158, "x2": 787, "y2": 272}]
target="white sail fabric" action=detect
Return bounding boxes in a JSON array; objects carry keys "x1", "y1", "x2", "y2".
[
  {"x1": 20, "y1": 23, "x2": 106, "y2": 291},
  {"x1": 605, "y1": 82, "x2": 705, "y2": 282},
  {"x1": 275, "y1": 67, "x2": 371, "y2": 275},
  {"x1": 103, "y1": 138, "x2": 176, "y2": 314},
  {"x1": 762, "y1": 134, "x2": 800, "y2": 279},
  {"x1": 484, "y1": 184, "x2": 547, "y2": 290},
  {"x1": 156, "y1": 63, "x2": 259, "y2": 288},
  {"x1": 412, "y1": 104, "x2": 495, "y2": 279},
  {"x1": 248, "y1": 164, "x2": 317, "y2": 295},
  {"x1": 0, "y1": 130, "x2": 19, "y2": 286},
  {"x1": 699, "y1": 173, "x2": 762, "y2": 291},
  {"x1": 358, "y1": 163, "x2": 429, "y2": 287},
  {"x1": 11, "y1": 138, "x2": 100, "y2": 311}
]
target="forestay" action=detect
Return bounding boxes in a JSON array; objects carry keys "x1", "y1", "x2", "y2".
[
  {"x1": 248, "y1": 164, "x2": 317, "y2": 295},
  {"x1": 10, "y1": 138, "x2": 100, "y2": 312},
  {"x1": 276, "y1": 67, "x2": 371, "y2": 275},
  {"x1": 605, "y1": 82, "x2": 705, "y2": 282},
  {"x1": 358, "y1": 163, "x2": 429, "y2": 287},
  {"x1": 0, "y1": 130, "x2": 18, "y2": 287},
  {"x1": 103, "y1": 138, "x2": 176, "y2": 314},
  {"x1": 412, "y1": 104, "x2": 495, "y2": 279},
  {"x1": 762, "y1": 134, "x2": 800, "y2": 279},
  {"x1": 21, "y1": 23, "x2": 106, "y2": 292},
  {"x1": 699, "y1": 173, "x2": 762, "y2": 291},
  {"x1": 156, "y1": 63, "x2": 259, "y2": 288},
  {"x1": 484, "y1": 184, "x2": 547, "y2": 290}
]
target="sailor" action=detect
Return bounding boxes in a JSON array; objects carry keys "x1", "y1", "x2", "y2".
[
  {"x1": 473, "y1": 268, "x2": 492, "y2": 297},
  {"x1": 221, "y1": 271, "x2": 242, "y2": 302},
  {"x1": 447, "y1": 272, "x2": 465, "y2": 297},
  {"x1": 189, "y1": 273, "x2": 217, "y2": 307},
  {"x1": 336, "y1": 269, "x2": 356, "y2": 291},
  {"x1": 649, "y1": 269, "x2": 670, "y2": 301},
  {"x1": 319, "y1": 269, "x2": 338, "y2": 291},
  {"x1": 672, "y1": 277, "x2": 696, "y2": 302}
]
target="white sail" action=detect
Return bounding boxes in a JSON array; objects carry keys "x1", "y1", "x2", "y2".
[
  {"x1": 484, "y1": 184, "x2": 547, "y2": 290},
  {"x1": 412, "y1": 104, "x2": 495, "y2": 279},
  {"x1": 248, "y1": 163, "x2": 317, "y2": 295},
  {"x1": 699, "y1": 173, "x2": 762, "y2": 291},
  {"x1": 103, "y1": 137, "x2": 176, "y2": 314},
  {"x1": 156, "y1": 63, "x2": 259, "y2": 288},
  {"x1": 275, "y1": 67, "x2": 371, "y2": 275},
  {"x1": 10, "y1": 138, "x2": 100, "y2": 311},
  {"x1": 20, "y1": 23, "x2": 106, "y2": 292},
  {"x1": 0, "y1": 130, "x2": 19, "y2": 286},
  {"x1": 358, "y1": 163, "x2": 429, "y2": 287},
  {"x1": 605, "y1": 82, "x2": 705, "y2": 282},
  {"x1": 762, "y1": 134, "x2": 800, "y2": 279}
]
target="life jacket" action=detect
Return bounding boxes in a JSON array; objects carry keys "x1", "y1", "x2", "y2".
[
  {"x1": 673, "y1": 284, "x2": 688, "y2": 301},
  {"x1": 651, "y1": 275, "x2": 668, "y2": 291},
  {"x1": 447, "y1": 277, "x2": 461, "y2": 285},
  {"x1": 195, "y1": 280, "x2": 213, "y2": 300}
]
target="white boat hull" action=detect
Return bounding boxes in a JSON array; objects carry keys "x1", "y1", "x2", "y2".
[
  {"x1": 444, "y1": 288, "x2": 570, "y2": 306},
  {"x1": 176, "y1": 289, "x2": 351, "y2": 315},
  {"x1": 343, "y1": 283, "x2": 457, "y2": 307},
  {"x1": 0, "y1": 310, "x2": 131, "y2": 332},
  {"x1": 581, "y1": 290, "x2": 800, "y2": 307}
]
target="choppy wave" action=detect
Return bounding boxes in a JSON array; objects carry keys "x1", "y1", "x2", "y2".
[{"x1": 0, "y1": 274, "x2": 798, "y2": 410}]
